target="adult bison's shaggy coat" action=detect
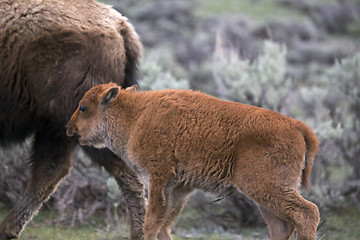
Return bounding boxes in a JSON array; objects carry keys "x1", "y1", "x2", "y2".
[
  {"x1": 67, "y1": 83, "x2": 320, "y2": 240},
  {"x1": 0, "y1": 0, "x2": 145, "y2": 239}
]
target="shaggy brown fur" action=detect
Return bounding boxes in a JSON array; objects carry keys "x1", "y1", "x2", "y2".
[
  {"x1": 67, "y1": 83, "x2": 320, "y2": 240},
  {"x1": 0, "y1": 1, "x2": 145, "y2": 239}
]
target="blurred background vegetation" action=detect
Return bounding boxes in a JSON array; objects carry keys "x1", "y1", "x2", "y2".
[{"x1": 1, "y1": 0, "x2": 360, "y2": 239}]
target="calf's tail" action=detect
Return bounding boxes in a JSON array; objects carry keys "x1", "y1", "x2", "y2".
[{"x1": 299, "y1": 122, "x2": 320, "y2": 191}]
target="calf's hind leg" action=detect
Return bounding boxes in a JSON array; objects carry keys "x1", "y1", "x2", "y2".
[
  {"x1": 249, "y1": 188, "x2": 319, "y2": 240},
  {"x1": 258, "y1": 205, "x2": 295, "y2": 240},
  {"x1": 0, "y1": 132, "x2": 74, "y2": 240},
  {"x1": 284, "y1": 193, "x2": 319, "y2": 240}
]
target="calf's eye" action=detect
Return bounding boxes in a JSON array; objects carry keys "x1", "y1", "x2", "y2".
[{"x1": 79, "y1": 106, "x2": 86, "y2": 113}]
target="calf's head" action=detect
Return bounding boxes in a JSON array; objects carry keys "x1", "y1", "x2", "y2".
[{"x1": 66, "y1": 82, "x2": 121, "y2": 148}]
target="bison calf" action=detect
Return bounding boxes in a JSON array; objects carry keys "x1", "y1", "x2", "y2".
[{"x1": 67, "y1": 83, "x2": 320, "y2": 240}]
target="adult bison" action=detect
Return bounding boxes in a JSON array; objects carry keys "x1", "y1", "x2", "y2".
[
  {"x1": 67, "y1": 83, "x2": 320, "y2": 240},
  {"x1": 0, "y1": 0, "x2": 145, "y2": 239}
]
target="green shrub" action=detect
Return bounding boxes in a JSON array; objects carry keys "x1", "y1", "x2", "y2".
[
  {"x1": 212, "y1": 40, "x2": 291, "y2": 112},
  {"x1": 139, "y1": 50, "x2": 190, "y2": 90}
]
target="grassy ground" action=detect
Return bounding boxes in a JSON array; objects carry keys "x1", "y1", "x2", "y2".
[
  {"x1": 1, "y1": 205, "x2": 360, "y2": 240},
  {"x1": 0, "y1": 206, "x2": 266, "y2": 240},
  {"x1": 318, "y1": 207, "x2": 360, "y2": 240},
  {"x1": 196, "y1": 0, "x2": 339, "y2": 21},
  {"x1": 0, "y1": 207, "x2": 129, "y2": 240},
  {"x1": 20, "y1": 225, "x2": 127, "y2": 240},
  {"x1": 196, "y1": 0, "x2": 305, "y2": 20}
]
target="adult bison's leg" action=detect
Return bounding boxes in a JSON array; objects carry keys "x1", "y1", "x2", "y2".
[
  {"x1": 0, "y1": 132, "x2": 74, "y2": 240},
  {"x1": 83, "y1": 147, "x2": 145, "y2": 240}
]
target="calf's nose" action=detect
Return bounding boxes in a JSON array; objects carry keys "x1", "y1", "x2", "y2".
[{"x1": 65, "y1": 123, "x2": 77, "y2": 137}]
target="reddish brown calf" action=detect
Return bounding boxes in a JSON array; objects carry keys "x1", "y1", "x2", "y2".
[{"x1": 67, "y1": 83, "x2": 320, "y2": 240}]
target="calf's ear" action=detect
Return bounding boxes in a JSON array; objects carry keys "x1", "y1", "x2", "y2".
[
  {"x1": 125, "y1": 85, "x2": 138, "y2": 93},
  {"x1": 101, "y1": 86, "x2": 120, "y2": 105}
]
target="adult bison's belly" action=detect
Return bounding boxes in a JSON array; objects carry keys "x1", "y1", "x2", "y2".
[{"x1": 0, "y1": 97, "x2": 36, "y2": 146}]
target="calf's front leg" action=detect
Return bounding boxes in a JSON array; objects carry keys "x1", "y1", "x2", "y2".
[
  {"x1": 157, "y1": 184, "x2": 194, "y2": 240},
  {"x1": 144, "y1": 178, "x2": 171, "y2": 240}
]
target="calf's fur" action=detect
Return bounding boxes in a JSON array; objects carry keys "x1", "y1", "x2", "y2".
[
  {"x1": 67, "y1": 83, "x2": 320, "y2": 240},
  {"x1": 0, "y1": 1, "x2": 145, "y2": 239}
]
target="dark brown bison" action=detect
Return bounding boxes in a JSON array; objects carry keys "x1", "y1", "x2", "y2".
[
  {"x1": 67, "y1": 83, "x2": 320, "y2": 240},
  {"x1": 0, "y1": 0, "x2": 145, "y2": 239}
]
